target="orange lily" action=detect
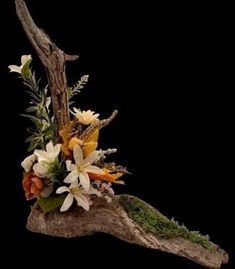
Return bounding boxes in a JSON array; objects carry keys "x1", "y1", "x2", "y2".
[{"x1": 88, "y1": 168, "x2": 124, "y2": 184}]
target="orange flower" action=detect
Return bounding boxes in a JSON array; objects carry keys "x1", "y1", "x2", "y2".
[
  {"x1": 22, "y1": 173, "x2": 44, "y2": 200},
  {"x1": 88, "y1": 169, "x2": 124, "y2": 184}
]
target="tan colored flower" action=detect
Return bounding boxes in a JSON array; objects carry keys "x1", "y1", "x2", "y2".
[{"x1": 72, "y1": 108, "x2": 99, "y2": 125}]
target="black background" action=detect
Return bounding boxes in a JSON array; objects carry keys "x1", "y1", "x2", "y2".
[{"x1": 0, "y1": 0, "x2": 234, "y2": 268}]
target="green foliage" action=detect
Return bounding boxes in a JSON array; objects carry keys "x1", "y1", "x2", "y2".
[
  {"x1": 21, "y1": 70, "x2": 56, "y2": 151},
  {"x1": 68, "y1": 74, "x2": 89, "y2": 104},
  {"x1": 48, "y1": 159, "x2": 67, "y2": 183},
  {"x1": 120, "y1": 196, "x2": 213, "y2": 250},
  {"x1": 37, "y1": 194, "x2": 65, "y2": 213}
]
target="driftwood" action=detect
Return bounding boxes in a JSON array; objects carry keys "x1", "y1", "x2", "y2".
[
  {"x1": 27, "y1": 195, "x2": 228, "y2": 269},
  {"x1": 15, "y1": 0, "x2": 78, "y2": 130},
  {"x1": 15, "y1": 1, "x2": 229, "y2": 268}
]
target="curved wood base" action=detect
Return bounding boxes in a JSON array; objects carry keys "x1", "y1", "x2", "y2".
[{"x1": 27, "y1": 195, "x2": 228, "y2": 269}]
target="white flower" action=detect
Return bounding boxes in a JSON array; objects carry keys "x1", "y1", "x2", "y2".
[
  {"x1": 33, "y1": 141, "x2": 61, "y2": 178},
  {"x1": 64, "y1": 144, "x2": 104, "y2": 191},
  {"x1": 8, "y1": 54, "x2": 32, "y2": 74},
  {"x1": 72, "y1": 108, "x2": 99, "y2": 125},
  {"x1": 33, "y1": 162, "x2": 50, "y2": 178},
  {"x1": 56, "y1": 182, "x2": 100, "y2": 212},
  {"x1": 21, "y1": 154, "x2": 36, "y2": 172},
  {"x1": 34, "y1": 141, "x2": 61, "y2": 163}
]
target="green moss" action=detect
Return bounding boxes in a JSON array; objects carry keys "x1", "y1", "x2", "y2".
[{"x1": 120, "y1": 196, "x2": 213, "y2": 250}]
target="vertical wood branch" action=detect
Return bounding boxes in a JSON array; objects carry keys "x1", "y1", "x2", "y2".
[{"x1": 15, "y1": 0, "x2": 78, "y2": 130}]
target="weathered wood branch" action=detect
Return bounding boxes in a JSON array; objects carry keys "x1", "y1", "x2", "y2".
[
  {"x1": 79, "y1": 110, "x2": 118, "y2": 140},
  {"x1": 15, "y1": 0, "x2": 78, "y2": 130},
  {"x1": 27, "y1": 195, "x2": 228, "y2": 269}
]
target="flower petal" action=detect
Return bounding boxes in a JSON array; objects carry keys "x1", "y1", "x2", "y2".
[
  {"x1": 66, "y1": 160, "x2": 76, "y2": 171},
  {"x1": 70, "y1": 181, "x2": 79, "y2": 188},
  {"x1": 74, "y1": 194, "x2": 90, "y2": 211},
  {"x1": 21, "y1": 54, "x2": 32, "y2": 65},
  {"x1": 85, "y1": 165, "x2": 104, "y2": 175},
  {"x1": 34, "y1": 150, "x2": 50, "y2": 163},
  {"x1": 33, "y1": 162, "x2": 49, "y2": 178},
  {"x1": 78, "y1": 172, "x2": 90, "y2": 191},
  {"x1": 73, "y1": 144, "x2": 83, "y2": 165},
  {"x1": 64, "y1": 170, "x2": 79, "y2": 183},
  {"x1": 72, "y1": 107, "x2": 79, "y2": 116},
  {"x1": 84, "y1": 151, "x2": 100, "y2": 165},
  {"x1": 46, "y1": 141, "x2": 54, "y2": 152},
  {"x1": 8, "y1": 65, "x2": 22, "y2": 73},
  {"x1": 53, "y1": 143, "x2": 61, "y2": 157},
  {"x1": 21, "y1": 154, "x2": 36, "y2": 172},
  {"x1": 60, "y1": 193, "x2": 74, "y2": 212},
  {"x1": 31, "y1": 177, "x2": 44, "y2": 190},
  {"x1": 56, "y1": 186, "x2": 70, "y2": 194}
]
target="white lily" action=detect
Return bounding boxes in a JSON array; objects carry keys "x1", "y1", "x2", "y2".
[
  {"x1": 64, "y1": 144, "x2": 104, "y2": 191},
  {"x1": 34, "y1": 141, "x2": 61, "y2": 163},
  {"x1": 72, "y1": 108, "x2": 99, "y2": 125},
  {"x1": 8, "y1": 54, "x2": 32, "y2": 74},
  {"x1": 56, "y1": 182, "x2": 100, "y2": 212},
  {"x1": 21, "y1": 154, "x2": 36, "y2": 172}
]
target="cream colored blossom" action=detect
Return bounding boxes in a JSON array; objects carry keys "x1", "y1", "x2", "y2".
[
  {"x1": 34, "y1": 141, "x2": 61, "y2": 163},
  {"x1": 33, "y1": 141, "x2": 61, "y2": 178},
  {"x1": 56, "y1": 182, "x2": 101, "y2": 212},
  {"x1": 64, "y1": 144, "x2": 104, "y2": 191},
  {"x1": 8, "y1": 55, "x2": 32, "y2": 74},
  {"x1": 72, "y1": 108, "x2": 99, "y2": 125}
]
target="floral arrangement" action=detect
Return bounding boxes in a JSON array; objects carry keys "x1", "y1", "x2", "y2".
[{"x1": 9, "y1": 55, "x2": 128, "y2": 213}]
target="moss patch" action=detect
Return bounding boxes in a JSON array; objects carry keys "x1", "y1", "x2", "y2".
[{"x1": 120, "y1": 195, "x2": 213, "y2": 250}]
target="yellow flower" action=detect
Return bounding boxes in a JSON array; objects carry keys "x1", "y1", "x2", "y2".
[
  {"x1": 72, "y1": 108, "x2": 99, "y2": 125},
  {"x1": 59, "y1": 123, "x2": 99, "y2": 158},
  {"x1": 69, "y1": 129, "x2": 99, "y2": 157}
]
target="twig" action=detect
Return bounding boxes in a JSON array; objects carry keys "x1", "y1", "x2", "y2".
[{"x1": 79, "y1": 110, "x2": 118, "y2": 140}]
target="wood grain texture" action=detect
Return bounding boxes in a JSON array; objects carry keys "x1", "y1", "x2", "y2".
[{"x1": 27, "y1": 195, "x2": 228, "y2": 269}]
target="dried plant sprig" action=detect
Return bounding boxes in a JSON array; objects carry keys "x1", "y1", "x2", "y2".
[{"x1": 68, "y1": 74, "x2": 89, "y2": 103}]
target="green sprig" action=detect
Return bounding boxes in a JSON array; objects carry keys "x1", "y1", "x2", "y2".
[{"x1": 120, "y1": 196, "x2": 213, "y2": 250}]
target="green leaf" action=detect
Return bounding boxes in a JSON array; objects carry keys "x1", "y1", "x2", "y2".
[
  {"x1": 43, "y1": 125, "x2": 56, "y2": 136},
  {"x1": 25, "y1": 135, "x2": 34, "y2": 143},
  {"x1": 21, "y1": 59, "x2": 32, "y2": 79},
  {"x1": 37, "y1": 194, "x2": 66, "y2": 213},
  {"x1": 21, "y1": 114, "x2": 41, "y2": 125},
  {"x1": 27, "y1": 137, "x2": 42, "y2": 152}
]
